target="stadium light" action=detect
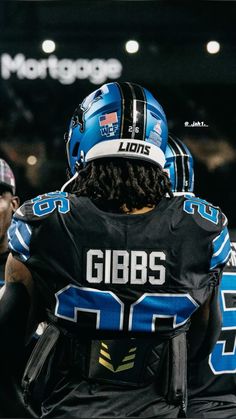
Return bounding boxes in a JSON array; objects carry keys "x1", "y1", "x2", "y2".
[
  {"x1": 125, "y1": 40, "x2": 139, "y2": 54},
  {"x1": 42, "y1": 39, "x2": 56, "y2": 54},
  {"x1": 206, "y1": 41, "x2": 220, "y2": 54},
  {"x1": 27, "y1": 155, "x2": 37, "y2": 166}
]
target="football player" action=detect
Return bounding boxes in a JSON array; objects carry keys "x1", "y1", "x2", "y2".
[
  {"x1": 0, "y1": 159, "x2": 33, "y2": 417},
  {"x1": 0, "y1": 159, "x2": 19, "y2": 285},
  {"x1": 165, "y1": 135, "x2": 236, "y2": 418},
  {"x1": 1, "y1": 82, "x2": 231, "y2": 418},
  {"x1": 187, "y1": 241, "x2": 236, "y2": 418}
]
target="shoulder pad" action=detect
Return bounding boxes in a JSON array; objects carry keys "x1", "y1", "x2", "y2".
[
  {"x1": 182, "y1": 195, "x2": 223, "y2": 228},
  {"x1": 181, "y1": 195, "x2": 231, "y2": 269},
  {"x1": 14, "y1": 191, "x2": 70, "y2": 222}
]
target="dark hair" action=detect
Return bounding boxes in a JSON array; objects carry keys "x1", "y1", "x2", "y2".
[{"x1": 71, "y1": 158, "x2": 173, "y2": 213}]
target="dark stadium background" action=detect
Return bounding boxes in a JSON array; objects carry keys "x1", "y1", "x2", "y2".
[{"x1": 1, "y1": 0, "x2": 236, "y2": 227}]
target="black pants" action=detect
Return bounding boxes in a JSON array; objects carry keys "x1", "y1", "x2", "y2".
[
  {"x1": 187, "y1": 399, "x2": 236, "y2": 418},
  {"x1": 41, "y1": 379, "x2": 181, "y2": 418}
]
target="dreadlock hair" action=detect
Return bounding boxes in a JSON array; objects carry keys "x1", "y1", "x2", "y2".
[{"x1": 71, "y1": 158, "x2": 173, "y2": 213}]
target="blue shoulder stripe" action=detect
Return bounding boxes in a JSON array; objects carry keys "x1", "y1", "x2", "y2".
[
  {"x1": 7, "y1": 218, "x2": 32, "y2": 262},
  {"x1": 212, "y1": 226, "x2": 228, "y2": 255},
  {"x1": 210, "y1": 226, "x2": 231, "y2": 270}
]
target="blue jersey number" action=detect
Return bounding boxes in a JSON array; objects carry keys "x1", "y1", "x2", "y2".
[
  {"x1": 55, "y1": 285, "x2": 198, "y2": 332},
  {"x1": 32, "y1": 192, "x2": 70, "y2": 217},
  {"x1": 184, "y1": 196, "x2": 219, "y2": 224},
  {"x1": 209, "y1": 272, "x2": 236, "y2": 374}
]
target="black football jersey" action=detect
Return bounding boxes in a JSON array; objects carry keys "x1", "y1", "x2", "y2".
[
  {"x1": 188, "y1": 230, "x2": 236, "y2": 403},
  {"x1": 8, "y1": 191, "x2": 230, "y2": 341}
]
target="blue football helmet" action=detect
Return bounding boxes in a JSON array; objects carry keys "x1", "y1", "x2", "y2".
[
  {"x1": 65, "y1": 82, "x2": 168, "y2": 175},
  {"x1": 165, "y1": 133, "x2": 194, "y2": 192}
]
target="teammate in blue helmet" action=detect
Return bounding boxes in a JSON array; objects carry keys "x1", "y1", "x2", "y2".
[
  {"x1": 165, "y1": 133, "x2": 194, "y2": 194},
  {"x1": 2, "y1": 83, "x2": 231, "y2": 419}
]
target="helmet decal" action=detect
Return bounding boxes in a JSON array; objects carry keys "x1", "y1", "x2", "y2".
[{"x1": 75, "y1": 89, "x2": 105, "y2": 132}]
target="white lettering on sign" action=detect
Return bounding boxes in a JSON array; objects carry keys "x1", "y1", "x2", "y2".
[{"x1": 1, "y1": 54, "x2": 123, "y2": 85}]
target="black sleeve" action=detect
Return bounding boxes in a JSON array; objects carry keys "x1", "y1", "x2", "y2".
[
  {"x1": 0, "y1": 283, "x2": 30, "y2": 371},
  {"x1": 187, "y1": 283, "x2": 222, "y2": 361}
]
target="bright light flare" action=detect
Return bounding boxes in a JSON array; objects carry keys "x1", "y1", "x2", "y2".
[
  {"x1": 125, "y1": 40, "x2": 139, "y2": 54},
  {"x1": 42, "y1": 39, "x2": 56, "y2": 54},
  {"x1": 27, "y1": 155, "x2": 37, "y2": 166},
  {"x1": 206, "y1": 41, "x2": 220, "y2": 54}
]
